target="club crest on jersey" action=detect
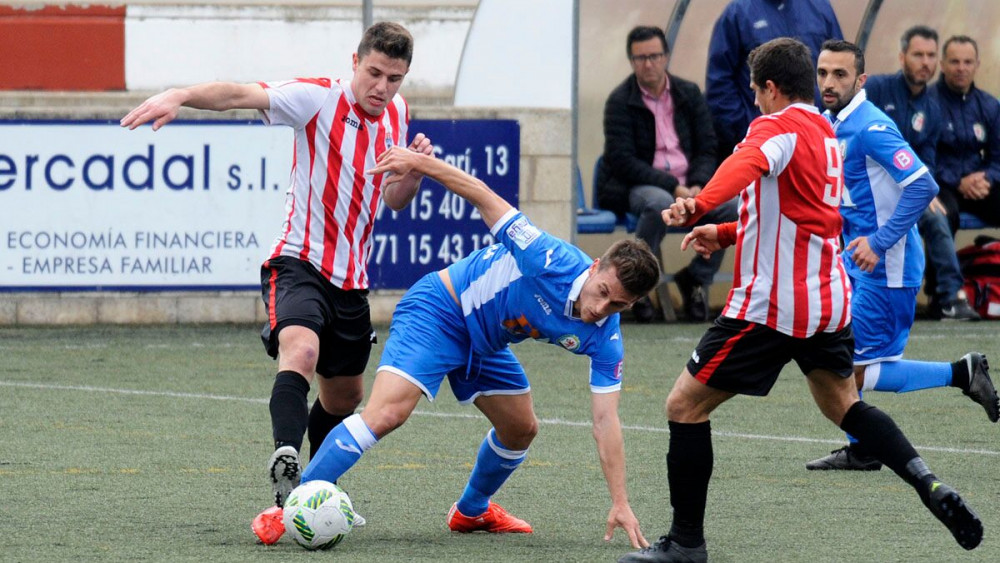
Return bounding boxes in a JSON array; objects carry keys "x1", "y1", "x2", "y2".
[
  {"x1": 506, "y1": 216, "x2": 541, "y2": 250},
  {"x1": 911, "y1": 111, "x2": 925, "y2": 132},
  {"x1": 838, "y1": 139, "x2": 847, "y2": 160},
  {"x1": 974, "y1": 123, "x2": 986, "y2": 142},
  {"x1": 557, "y1": 334, "x2": 581, "y2": 351},
  {"x1": 892, "y1": 148, "x2": 915, "y2": 170}
]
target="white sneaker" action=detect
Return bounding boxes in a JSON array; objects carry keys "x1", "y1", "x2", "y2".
[{"x1": 267, "y1": 445, "x2": 300, "y2": 507}]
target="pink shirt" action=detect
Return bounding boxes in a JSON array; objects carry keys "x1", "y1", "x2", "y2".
[{"x1": 639, "y1": 77, "x2": 690, "y2": 185}]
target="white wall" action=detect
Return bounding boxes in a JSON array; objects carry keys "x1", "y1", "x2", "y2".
[
  {"x1": 453, "y1": 0, "x2": 573, "y2": 108},
  {"x1": 124, "y1": 4, "x2": 473, "y2": 95}
]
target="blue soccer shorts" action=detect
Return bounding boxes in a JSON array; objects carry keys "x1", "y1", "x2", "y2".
[
  {"x1": 377, "y1": 272, "x2": 530, "y2": 404},
  {"x1": 850, "y1": 280, "x2": 917, "y2": 365}
]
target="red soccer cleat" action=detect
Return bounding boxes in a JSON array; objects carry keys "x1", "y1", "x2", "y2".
[
  {"x1": 447, "y1": 502, "x2": 533, "y2": 533},
  {"x1": 252, "y1": 506, "x2": 285, "y2": 545}
]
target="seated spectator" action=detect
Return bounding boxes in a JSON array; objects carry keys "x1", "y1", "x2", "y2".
[
  {"x1": 866, "y1": 26, "x2": 978, "y2": 320},
  {"x1": 596, "y1": 25, "x2": 736, "y2": 322},
  {"x1": 934, "y1": 35, "x2": 1000, "y2": 232}
]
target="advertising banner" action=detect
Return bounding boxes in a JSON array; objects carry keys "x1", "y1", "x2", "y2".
[{"x1": 0, "y1": 119, "x2": 519, "y2": 291}]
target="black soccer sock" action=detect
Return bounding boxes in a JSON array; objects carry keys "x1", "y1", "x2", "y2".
[
  {"x1": 839, "y1": 401, "x2": 937, "y2": 501},
  {"x1": 950, "y1": 358, "x2": 971, "y2": 391},
  {"x1": 307, "y1": 399, "x2": 353, "y2": 462},
  {"x1": 270, "y1": 370, "x2": 311, "y2": 452},
  {"x1": 667, "y1": 420, "x2": 713, "y2": 548}
]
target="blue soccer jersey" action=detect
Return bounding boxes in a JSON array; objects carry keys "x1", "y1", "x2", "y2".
[
  {"x1": 445, "y1": 209, "x2": 625, "y2": 392},
  {"x1": 830, "y1": 90, "x2": 935, "y2": 288}
]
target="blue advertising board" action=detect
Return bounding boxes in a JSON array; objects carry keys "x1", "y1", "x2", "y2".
[{"x1": 366, "y1": 119, "x2": 519, "y2": 289}]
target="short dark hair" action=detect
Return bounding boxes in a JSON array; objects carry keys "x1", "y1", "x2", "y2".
[
  {"x1": 900, "y1": 25, "x2": 938, "y2": 53},
  {"x1": 626, "y1": 25, "x2": 669, "y2": 57},
  {"x1": 942, "y1": 35, "x2": 979, "y2": 59},
  {"x1": 358, "y1": 22, "x2": 413, "y2": 65},
  {"x1": 747, "y1": 37, "x2": 815, "y2": 102},
  {"x1": 599, "y1": 239, "x2": 660, "y2": 298},
  {"x1": 820, "y1": 39, "x2": 865, "y2": 75}
]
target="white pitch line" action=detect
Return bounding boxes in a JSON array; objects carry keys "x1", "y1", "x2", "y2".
[{"x1": 2, "y1": 380, "x2": 998, "y2": 457}]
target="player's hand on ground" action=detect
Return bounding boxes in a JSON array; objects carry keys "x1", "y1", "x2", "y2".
[
  {"x1": 604, "y1": 503, "x2": 648, "y2": 549},
  {"x1": 846, "y1": 236, "x2": 880, "y2": 272},
  {"x1": 120, "y1": 88, "x2": 186, "y2": 131},
  {"x1": 662, "y1": 197, "x2": 697, "y2": 227},
  {"x1": 681, "y1": 224, "x2": 721, "y2": 259}
]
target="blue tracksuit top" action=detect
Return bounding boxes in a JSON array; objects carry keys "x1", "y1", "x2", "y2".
[
  {"x1": 865, "y1": 72, "x2": 942, "y2": 172},
  {"x1": 932, "y1": 80, "x2": 1000, "y2": 192},
  {"x1": 706, "y1": 0, "x2": 842, "y2": 144}
]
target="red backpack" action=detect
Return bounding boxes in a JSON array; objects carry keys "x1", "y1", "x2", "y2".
[{"x1": 958, "y1": 235, "x2": 1000, "y2": 319}]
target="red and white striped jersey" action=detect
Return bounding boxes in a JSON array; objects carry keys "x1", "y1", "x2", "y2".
[
  {"x1": 723, "y1": 103, "x2": 852, "y2": 337},
  {"x1": 259, "y1": 77, "x2": 409, "y2": 290}
]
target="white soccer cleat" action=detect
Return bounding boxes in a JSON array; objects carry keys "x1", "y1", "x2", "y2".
[{"x1": 267, "y1": 445, "x2": 301, "y2": 507}]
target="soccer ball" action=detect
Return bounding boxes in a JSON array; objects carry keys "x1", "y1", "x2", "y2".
[{"x1": 282, "y1": 480, "x2": 357, "y2": 550}]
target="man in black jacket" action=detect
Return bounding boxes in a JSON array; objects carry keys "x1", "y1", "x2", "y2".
[{"x1": 598, "y1": 26, "x2": 736, "y2": 322}]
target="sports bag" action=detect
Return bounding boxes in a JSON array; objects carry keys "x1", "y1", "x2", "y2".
[{"x1": 958, "y1": 235, "x2": 1000, "y2": 319}]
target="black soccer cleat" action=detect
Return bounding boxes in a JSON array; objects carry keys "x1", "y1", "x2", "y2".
[
  {"x1": 674, "y1": 268, "x2": 709, "y2": 322},
  {"x1": 805, "y1": 444, "x2": 883, "y2": 471},
  {"x1": 961, "y1": 353, "x2": 1000, "y2": 423},
  {"x1": 617, "y1": 536, "x2": 708, "y2": 563},
  {"x1": 923, "y1": 481, "x2": 983, "y2": 550}
]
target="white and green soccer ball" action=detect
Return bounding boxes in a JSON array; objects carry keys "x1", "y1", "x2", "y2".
[{"x1": 282, "y1": 480, "x2": 357, "y2": 550}]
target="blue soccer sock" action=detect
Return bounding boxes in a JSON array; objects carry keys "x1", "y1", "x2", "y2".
[
  {"x1": 862, "y1": 361, "x2": 952, "y2": 393},
  {"x1": 300, "y1": 414, "x2": 378, "y2": 483},
  {"x1": 456, "y1": 428, "x2": 527, "y2": 517}
]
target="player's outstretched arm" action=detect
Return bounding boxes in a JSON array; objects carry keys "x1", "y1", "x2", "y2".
[
  {"x1": 369, "y1": 146, "x2": 513, "y2": 229},
  {"x1": 120, "y1": 82, "x2": 269, "y2": 131},
  {"x1": 381, "y1": 133, "x2": 434, "y2": 211},
  {"x1": 591, "y1": 392, "x2": 649, "y2": 549}
]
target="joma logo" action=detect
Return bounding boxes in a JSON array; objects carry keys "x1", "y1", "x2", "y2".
[{"x1": 342, "y1": 115, "x2": 362, "y2": 129}]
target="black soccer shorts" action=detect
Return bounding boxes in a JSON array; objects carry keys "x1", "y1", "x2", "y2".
[
  {"x1": 260, "y1": 255, "x2": 374, "y2": 377},
  {"x1": 685, "y1": 316, "x2": 854, "y2": 396}
]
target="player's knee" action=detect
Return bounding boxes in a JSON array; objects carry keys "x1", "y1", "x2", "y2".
[
  {"x1": 280, "y1": 342, "x2": 319, "y2": 374},
  {"x1": 322, "y1": 389, "x2": 363, "y2": 414},
  {"x1": 665, "y1": 390, "x2": 700, "y2": 422},
  {"x1": 497, "y1": 418, "x2": 537, "y2": 450},
  {"x1": 365, "y1": 407, "x2": 410, "y2": 437}
]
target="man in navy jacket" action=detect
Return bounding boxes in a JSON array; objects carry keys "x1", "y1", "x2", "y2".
[
  {"x1": 866, "y1": 26, "x2": 978, "y2": 320},
  {"x1": 705, "y1": 0, "x2": 842, "y2": 162},
  {"x1": 934, "y1": 35, "x2": 1000, "y2": 232}
]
